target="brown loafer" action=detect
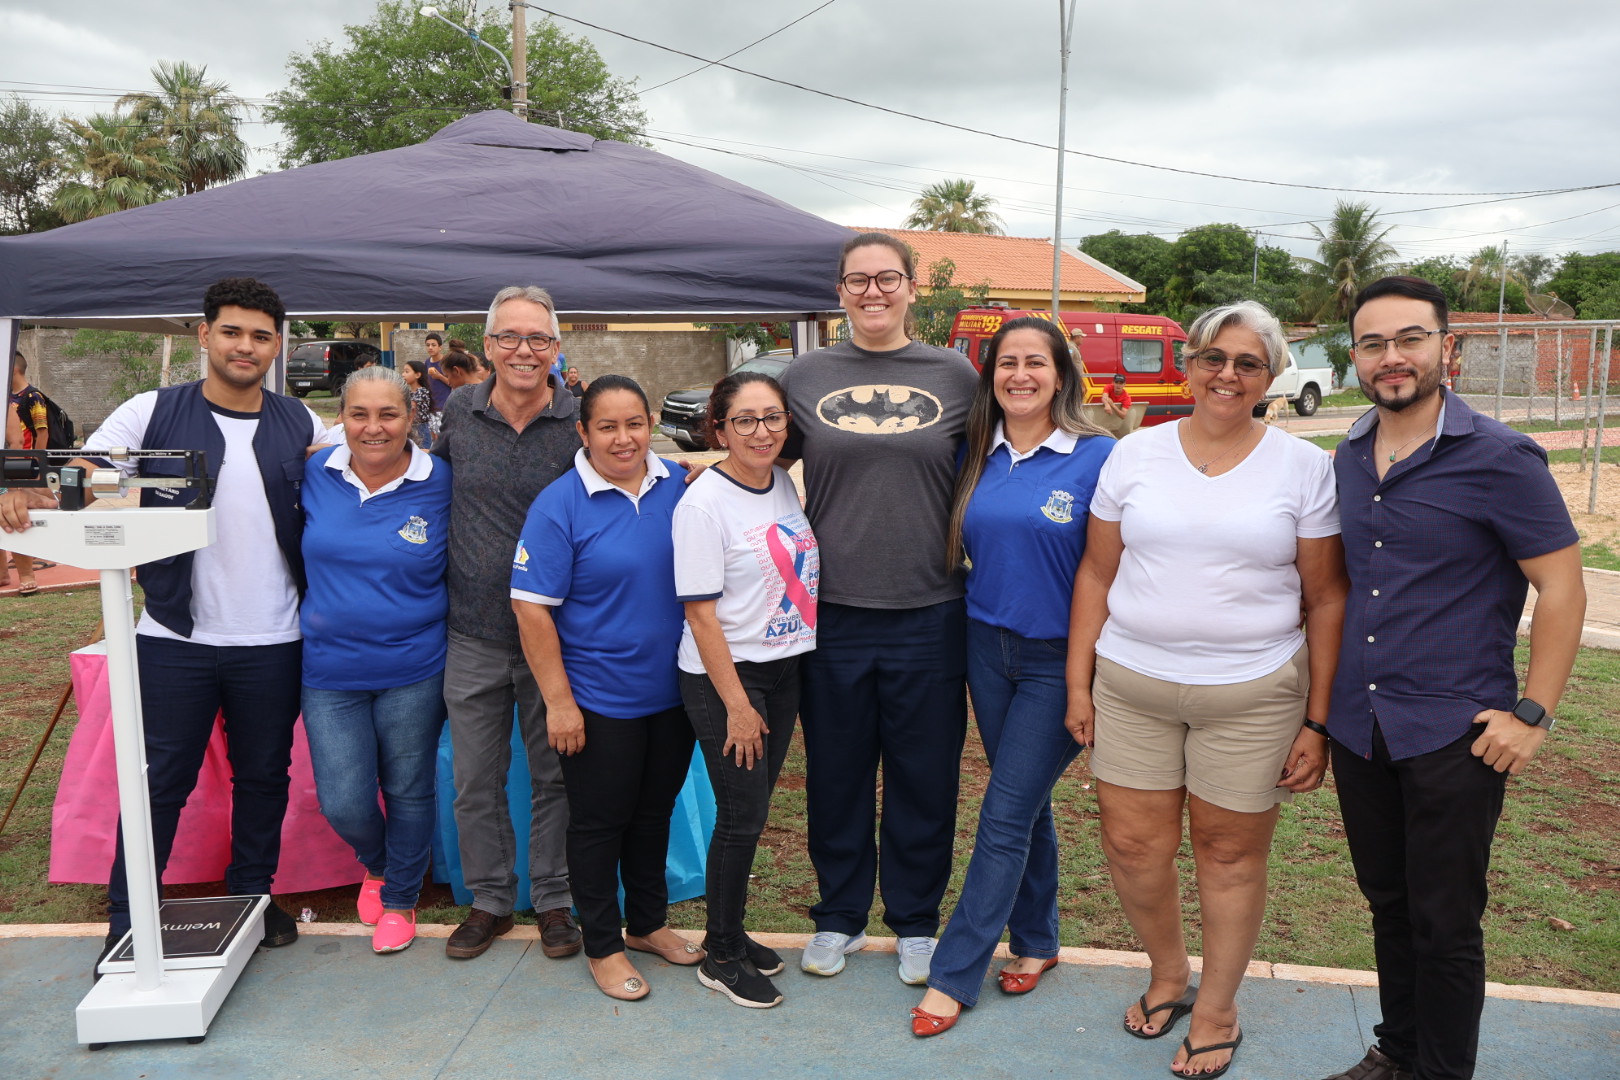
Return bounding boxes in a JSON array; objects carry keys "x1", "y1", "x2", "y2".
[
  {"x1": 536, "y1": 907, "x2": 583, "y2": 958},
  {"x1": 446, "y1": 909, "x2": 514, "y2": 959},
  {"x1": 624, "y1": 931, "x2": 705, "y2": 966}
]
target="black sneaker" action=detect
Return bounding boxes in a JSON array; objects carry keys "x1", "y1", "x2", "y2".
[
  {"x1": 698, "y1": 953, "x2": 783, "y2": 1009},
  {"x1": 260, "y1": 901, "x2": 299, "y2": 947},
  {"x1": 745, "y1": 936, "x2": 784, "y2": 977}
]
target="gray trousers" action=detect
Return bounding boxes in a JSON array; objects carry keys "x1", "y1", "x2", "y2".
[{"x1": 445, "y1": 628, "x2": 572, "y2": 914}]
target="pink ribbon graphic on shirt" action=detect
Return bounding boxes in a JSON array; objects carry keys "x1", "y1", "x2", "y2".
[{"x1": 765, "y1": 523, "x2": 817, "y2": 630}]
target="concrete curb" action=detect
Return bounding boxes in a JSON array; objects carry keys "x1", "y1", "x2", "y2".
[{"x1": 7, "y1": 923, "x2": 1616, "y2": 1012}]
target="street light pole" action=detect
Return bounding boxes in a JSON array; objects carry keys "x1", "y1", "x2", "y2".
[
  {"x1": 510, "y1": 2, "x2": 528, "y2": 120},
  {"x1": 1052, "y1": 0, "x2": 1079, "y2": 322},
  {"x1": 419, "y1": 6, "x2": 522, "y2": 117}
]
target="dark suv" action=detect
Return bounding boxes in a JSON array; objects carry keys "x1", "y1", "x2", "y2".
[
  {"x1": 285, "y1": 340, "x2": 382, "y2": 397},
  {"x1": 657, "y1": 350, "x2": 795, "y2": 451}
]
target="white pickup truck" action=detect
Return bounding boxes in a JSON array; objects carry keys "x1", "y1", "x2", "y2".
[{"x1": 1257, "y1": 354, "x2": 1329, "y2": 416}]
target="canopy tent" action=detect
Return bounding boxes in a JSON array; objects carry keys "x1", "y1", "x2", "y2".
[{"x1": 0, "y1": 110, "x2": 848, "y2": 338}]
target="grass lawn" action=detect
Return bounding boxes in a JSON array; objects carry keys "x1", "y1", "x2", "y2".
[
  {"x1": 1323, "y1": 388, "x2": 1368, "y2": 408},
  {"x1": 3, "y1": 591, "x2": 1617, "y2": 991}
]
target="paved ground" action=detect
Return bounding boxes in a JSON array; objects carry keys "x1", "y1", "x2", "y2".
[{"x1": 2, "y1": 927, "x2": 1615, "y2": 1079}]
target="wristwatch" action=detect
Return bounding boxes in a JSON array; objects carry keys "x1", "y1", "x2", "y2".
[{"x1": 1511, "y1": 697, "x2": 1554, "y2": 732}]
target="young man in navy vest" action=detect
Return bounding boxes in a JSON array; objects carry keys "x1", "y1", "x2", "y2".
[
  {"x1": 19, "y1": 278, "x2": 326, "y2": 968},
  {"x1": 1321, "y1": 277, "x2": 1584, "y2": 1080}
]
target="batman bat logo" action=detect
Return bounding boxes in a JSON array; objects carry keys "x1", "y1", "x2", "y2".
[{"x1": 815, "y1": 384, "x2": 943, "y2": 434}]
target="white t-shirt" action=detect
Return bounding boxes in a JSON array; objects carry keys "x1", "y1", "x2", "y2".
[
  {"x1": 1089, "y1": 422, "x2": 1340, "y2": 684},
  {"x1": 85, "y1": 390, "x2": 326, "y2": 646},
  {"x1": 672, "y1": 465, "x2": 819, "y2": 673}
]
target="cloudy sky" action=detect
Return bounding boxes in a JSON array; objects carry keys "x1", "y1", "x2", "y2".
[{"x1": 5, "y1": 0, "x2": 1619, "y2": 267}]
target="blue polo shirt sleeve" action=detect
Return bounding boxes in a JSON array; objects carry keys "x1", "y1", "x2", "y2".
[
  {"x1": 1485, "y1": 440, "x2": 1579, "y2": 559},
  {"x1": 672, "y1": 501, "x2": 725, "y2": 603},
  {"x1": 510, "y1": 489, "x2": 572, "y2": 605}
]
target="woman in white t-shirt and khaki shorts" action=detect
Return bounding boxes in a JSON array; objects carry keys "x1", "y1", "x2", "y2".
[{"x1": 1067, "y1": 301, "x2": 1348, "y2": 1080}]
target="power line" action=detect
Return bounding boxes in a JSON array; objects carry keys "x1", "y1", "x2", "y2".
[{"x1": 637, "y1": 1, "x2": 838, "y2": 95}]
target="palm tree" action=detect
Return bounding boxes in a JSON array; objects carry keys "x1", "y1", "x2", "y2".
[
  {"x1": 117, "y1": 60, "x2": 248, "y2": 196},
  {"x1": 52, "y1": 115, "x2": 176, "y2": 223},
  {"x1": 1458, "y1": 245, "x2": 1526, "y2": 312},
  {"x1": 904, "y1": 179, "x2": 1005, "y2": 234},
  {"x1": 1296, "y1": 201, "x2": 1398, "y2": 321}
]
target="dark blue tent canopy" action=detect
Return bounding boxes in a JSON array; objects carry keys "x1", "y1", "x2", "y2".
[{"x1": 0, "y1": 111, "x2": 848, "y2": 331}]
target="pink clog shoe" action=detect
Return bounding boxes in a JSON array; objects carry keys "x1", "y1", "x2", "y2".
[
  {"x1": 372, "y1": 910, "x2": 416, "y2": 953},
  {"x1": 357, "y1": 877, "x2": 384, "y2": 926}
]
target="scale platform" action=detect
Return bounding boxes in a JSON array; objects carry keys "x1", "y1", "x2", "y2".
[{"x1": 77, "y1": 895, "x2": 268, "y2": 1045}]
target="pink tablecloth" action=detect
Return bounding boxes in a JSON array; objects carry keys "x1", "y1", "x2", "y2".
[{"x1": 49, "y1": 647, "x2": 365, "y2": 892}]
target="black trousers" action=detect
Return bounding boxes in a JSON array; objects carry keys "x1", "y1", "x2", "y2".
[
  {"x1": 1331, "y1": 723, "x2": 1506, "y2": 1080},
  {"x1": 680, "y1": 657, "x2": 800, "y2": 959},
  {"x1": 555, "y1": 704, "x2": 695, "y2": 958}
]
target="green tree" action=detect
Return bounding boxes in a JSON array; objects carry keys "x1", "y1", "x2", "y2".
[
  {"x1": 266, "y1": 1, "x2": 647, "y2": 166},
  {"x1": 1401, "y1": 255, "x2": 1465, "y2": 311},
  {"x1": 1079, "y1": 230, "x2": 1175, "y2": 312},
  {"x1": 1513, "y1": 252, "x2": 1558, "y2": 292},
  {"x1": 63, "y1": 330, "x2": 196, "y2": 401},
  {"x1": 1457, "y1": 244, "x2": 1528, "y2": 312},
  {"x1": 903, "y1": 178, "x2": 1005, "y2": 235},
  {"x1": 1180, "y1": 270, "x2": 1302, "y2": 325},
  {"x1": 53, "y1": 114, "x2": 177, "y2": 223},
  {"x1": 117, "y1": 60, "x2": 248, "y2": 196},
  {"x1": 698, "y1": 322, "x2": 789, "y2": 354},
  {"x1": 909, "y1": 257, "x2": 990, "y2": 346},
  {"x1": 0, "y1": 94, "x2": 66, "y2": 233},
  {"x1": 1296, "y1": 200, "x2": 1398, "y2": 322},
  {"x1": 1544, "y1": 252, "x2": 1620, "y2": 319}
]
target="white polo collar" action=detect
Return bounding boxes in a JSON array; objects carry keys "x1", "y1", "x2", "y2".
[
  {"x1": 573, "y1": 446, "x2": 669, "y2": 504},
  {"x1": 991, "y1": 421, "x2": 1077, "y2": 465},
  {"x1": 325, "y1": 440, "x2": 433, "y2": 502}
]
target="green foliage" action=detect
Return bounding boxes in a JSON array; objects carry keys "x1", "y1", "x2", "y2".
[
  {"x1": 0, "y1": 94, "x2": 66, "y2": 234},
  {"x1": 1456, "y1": 245, "x2": 1531, "y2": 314},
  {"x1": 1297, "y1": 200, "x2": 1398, "y2": 322},
  {"x1": 1402, "y1": 256, "x2": 1465, "y2": 309},
  {"x1": 1544, "y1": 252, "x2": 1620, "y2": 319},
  {"x1": 116, "y1": 61, "x2": 248, "y2": 197},
  {"x1": 697, "y1": 322, "x2": 789, "y2": 353},
  {"x1": 1300, "y1": 325, "x2": 1353, "y2": 385},
  {"x1": 53, "y1": 114, "x2": 177, "y2": 223},
  {"x1": 1084, "y1": 226, "x2": 1299, "y2": 324},
  {"x1": 266, "y1": 1, "x2": 648, "y2": 167},
  {"x1": 903, "y1": 178, "x2": 1005, "y2": 234},
  {"x1": 1178, "y1": 269, "x2": 1302, "y2": 325},
  {"x1": 910, "y1": 257, "x2": 989, "y2": 346},
  {"x1": 1079, "y1": 230, "x2": 1174, "y2": 313},
  {"x1": 62, "y1": 329, "x2": 196, "y2": 401}
]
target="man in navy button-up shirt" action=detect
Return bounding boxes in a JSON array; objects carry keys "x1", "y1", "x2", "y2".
[{"x1": 1320, "y1": 277, "x2": 1584, "y2": 1080}]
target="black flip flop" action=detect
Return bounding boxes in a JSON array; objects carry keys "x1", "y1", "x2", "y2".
[
  {"x1": 1172, "y1": 1027, "x2": 1242, "y2": 1079},
  {"x1": 1125, "y1": 985, "x2": 1197, "y2": 1040}
]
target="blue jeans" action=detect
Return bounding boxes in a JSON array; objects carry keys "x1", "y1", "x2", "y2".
[
  {"x1": 928, "y1": 619, "x2": 1082, "y2": 1007},
  {"x1": 108, "y1": 636, "x2": 302, "y2": 936},
  {"x1": 302, "y1": 673, "x2": 447, "y2": 910}
]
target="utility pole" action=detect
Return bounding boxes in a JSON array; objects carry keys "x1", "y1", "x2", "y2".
[
  {"x1": 510, "y1": 1, "x2": 528, "y2": 119},
  {"x1": 1051, "y1": 0, "x2": 1079, "y2": 323}
]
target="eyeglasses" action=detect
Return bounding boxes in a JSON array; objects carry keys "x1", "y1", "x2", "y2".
[
  {"x1": 722, "y1": 411, "x2": 790, "y2": 436},
  {"x1": 1192, "y1": 351, "x2": 1270, "y2": 378},
  {"x1": 838, "y1": 271, "x2": 911, "y2": 294},
  {"x1": 490, "y1": 332, "x2": 559, "y2": 352},
  {"x1": 1350, "y1": 329, "x2": 1445, "y2": 361}
]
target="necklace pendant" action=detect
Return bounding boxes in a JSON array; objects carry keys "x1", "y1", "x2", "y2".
[
  {"x1": 1388, "y1": 452, "x2": 1396, "y2": 462},
  {"x1": 1197, "y1": 463, "x2": 1209, "y2": 474}
]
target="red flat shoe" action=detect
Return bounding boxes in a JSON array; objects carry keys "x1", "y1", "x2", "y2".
[
  {"x1": 998, "y1": 956, "x2": 1060, "y2": 995},
  {"x1": 909, "y1": 1004, "x2": 961, "y2": 1037}
]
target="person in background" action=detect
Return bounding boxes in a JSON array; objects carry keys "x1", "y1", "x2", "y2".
[
  {"x1": 442, "y1": 352, "x2": 477, "y2": 391},
  {"x1": 909, "y1": 316, "x2": 1114, "y2": 1036},
  {"x1": 776, "y1": 231, "x2": 977, "y2": 985},
  {"x1": 7, "y1": 352, "x2": 51, "y2": 595},
  {"x1": 1102, "y1": 373, "x2": 1133, "y2": 420},
  {"x1": 1317, "y1": 277, "x2": 1584, "y2": 1080},
  {"x1": 424, "y1": 332, "x2": 452, "y2": 413},
  {"x1": 402, "y1": 360, "x2": 433, "y2": 448},
  {"x1": 2, "y1": 396, "x2": 34, "y2": 594},
  {"x1": 1, "y1": 278, "x2": 328, "y2": 970},
  {"x1": 511, "y1": 375, "x2": 695, "y2": 1001},
  {"x1": 675, "y1": 370, "x2": 817, "y2": 1010},
  {"x1": 563, "y1": 366, "x2": 586, "y2": 399},
  {"x1": 1068, "y1": 300, "x2": 1346, "y2": 1079},
  {"x1": 431, "y1": 285, "x2": 581, "y2": 963},
  {"x1": 300, "y1": 366, "x2": 452, "y2": 954},
  {"x1": 474, "y1": 356, "x2": 494, "y2": 383}
]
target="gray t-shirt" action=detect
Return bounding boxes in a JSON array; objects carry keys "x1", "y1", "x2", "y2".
[
  {"x1": 433, "y1": 376, "x2": 579, "y2": 642},
  {"x1": 779, "y1": 339, "x2": 978, "y2": 609}
]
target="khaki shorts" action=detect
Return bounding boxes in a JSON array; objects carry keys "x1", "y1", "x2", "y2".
[{"x1": 1090, "y1": 644, "x2": 1309, "y2": 813}]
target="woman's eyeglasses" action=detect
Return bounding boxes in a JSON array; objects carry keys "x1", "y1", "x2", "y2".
[
  {"x1": 722, "y1": 411, "x2": 790, "y2": 436},
  {"x1": 1191, "y1": 351, "x2": 1270, "y2": 378},
  {"x1": 838, "y1": 271, "x2": 911, "y2": 293}
]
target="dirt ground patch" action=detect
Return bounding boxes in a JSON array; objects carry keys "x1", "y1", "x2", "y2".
[{"x1": 1552, "y1": 462, "x2": 1620, "y2": 543}]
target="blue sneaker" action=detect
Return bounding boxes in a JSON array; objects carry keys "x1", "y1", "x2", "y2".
[
  {"x1": 800, "y1": 930, "x2": 867, "y2": 976},
  {"x1": 897, "y1": 936, "x2": 935, "y2": 985}
]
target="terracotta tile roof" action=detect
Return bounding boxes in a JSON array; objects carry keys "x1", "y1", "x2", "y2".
[
  {"x1": 856, "y1": 228, "x2": 1142, "y2": 297},
  {"x1": 1448, "y1": 311, "x2": 1547, "y2": 324}
]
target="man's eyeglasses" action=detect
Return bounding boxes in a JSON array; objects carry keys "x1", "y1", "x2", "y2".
[
  {"x1": 1350, "y1": 329, "x2": 1445, "y2": 361},
  {"x1": 722, "y1": 411, "x2": 790, "y2": 436},
  {"x1": 491, "y1": 332, "x2": 559, "y2": 352},
  {"x1": 838, "y1": 271, "x2": 911, "y2": 294},
  {"x1": 1192, "y1": 351, "x2": 1270, "y2": 378}
]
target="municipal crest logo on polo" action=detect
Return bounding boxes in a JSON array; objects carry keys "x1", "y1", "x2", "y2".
[
  {"x1": 398, "y1": 515, "x2": 429, "y2": 545},
  {"x1": 512, "y1": 540, "x2": 530, "y2": 573},
  {"x1": 1041, "y1": 489, "x2": 1075, "y2": 524}
]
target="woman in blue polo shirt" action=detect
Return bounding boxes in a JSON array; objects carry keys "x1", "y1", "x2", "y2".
[
  {"x1": 909, "y1": 316, "x2": 1114, "y2": 1037},
  {"x1": 510, "y1": 375, "x2": 696, "y2": 1002},
  {"x1": 301, "y1": 366, "x2": 453, "y2": 956}
]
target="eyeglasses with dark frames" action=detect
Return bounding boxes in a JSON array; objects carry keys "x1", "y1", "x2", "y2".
[
  {"x1": 838, "y1": 271, "x2": 911, "y2": 294},
  {"x1": 1191, "y1": 350, "x2": 1270, "y2": 378},
  {"x1": 1350, "y1": 329, "x2": 1445, "y2": 361},
  {"x1": 490, "y1": 332, "x2": 559, "y2": 352},
  {"x1": 722, "y1": 411, "x2": 791, "y2": 436}
]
